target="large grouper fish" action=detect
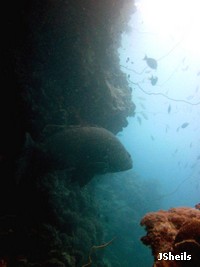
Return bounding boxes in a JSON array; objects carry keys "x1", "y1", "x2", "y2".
[{"x1": 18, "y1": 126, "x2": 133, "y2": 186}]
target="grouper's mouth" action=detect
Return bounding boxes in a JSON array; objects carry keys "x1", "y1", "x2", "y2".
[
  {"x1": 122, "y1": 160, "x2": 133, "y2": 171},
  {"x1": 124, "y1": 153, "x2": 133, "y2": 170},
  {"x1": 110, "y1": 157, "x2": 133, "y2": 173}
]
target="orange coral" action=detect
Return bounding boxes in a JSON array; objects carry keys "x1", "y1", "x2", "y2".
[{"x1": 140, "y1": 206, "x2": 200, "y2": 267}]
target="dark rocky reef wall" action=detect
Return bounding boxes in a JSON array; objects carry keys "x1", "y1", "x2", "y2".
[
  {"x1": 0, "y1": 0, "x2": 136, "y2": 218},
  {"x1": 0, "y1": 1, "x2": 135, "y2": 266},
  {"x1": 12, "y1": 0, "x2": 135, "y2": 140},
  {"x1": 1, "y1": 0, "x2": 135, "y2": 162}
]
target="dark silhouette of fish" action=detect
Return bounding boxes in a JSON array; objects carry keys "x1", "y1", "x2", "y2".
[
  {"x1": 190, "y1": 163, "x2": 197, "y2": 169},
  {"x1": 181, "y1": 122, "x2": 189, "y2": 128},
  {"x1": 149, "y1": 75, "x2": 158, "y2": 86},
  {"x1": 17, "y1": 126, "x2": 133, "y2": 186},
  {"x1": 150, "y1": 135, "x2": 155, "y2": 141},
  {"x1": 140, "y1": 103, "x2": 146, "y2": 110},
  {"x1": 143, "y1": 55, "x2": 158, "y2": 69},
  {"x1": 168, "y1": 104, "x2": 171, "y2": 114},
  {"x1": 182, "y1": 65, "x2": 189, "y2": 71},
  {"x1": 173, "y1": 148, "x2": 178, "y2": 154},
  {"x1": 177, "y1": 122, "x2": 189, "y2": 131},
  {"x1": 137, "y1": 116, "x2": 142, "y2": 125},
  {"x1": 182, "y1": 57, "x2": 186, "y2": 63},
  {"x1": 141, "y1": 112, "x2": 148, "y2": 120}
]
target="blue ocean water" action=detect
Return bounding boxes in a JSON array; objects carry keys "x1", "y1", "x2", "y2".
[
  {"x1": 94, "y1": 1, "x2": 200, "y2": 266},
  {"x1": 119, "y1": 0, "x2": 200, "y2": 210}
]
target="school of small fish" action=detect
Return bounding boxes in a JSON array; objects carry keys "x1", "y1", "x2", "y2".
[{"x1": 125, "y1": 52, "x2": 200, "y2": 176}]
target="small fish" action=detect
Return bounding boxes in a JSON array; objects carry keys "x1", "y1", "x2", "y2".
[
  {"x1": 137, "y1": 116, "x2": 142, "y2": 125},
  {"x1": 181, "y1": 122, "x2": 189, "y2": 129},
  {"x1": 182, "y1": 65, "x2": 189, "y2": 71},
  {"x1": 168, "y1": 104, "x2": 171, "y2": 114},
  {"x1": 190, "y1": 163, "x2": 197, "y2": 169},
  {"x1": 197, "y1": 155, "x2": 200, "y2": 160},
  {"x1": 127, "y1": 74, "x2": 130, "y2": 78},
  {"x1": 182, "y1": 57, "x2": 186, "y2": 63},
  {"x1": 149, "y1": 75, "x2": 158, "y2": 86},
  {"x1": 190, "y1": 142, "x2": 192, "y2": 148},
  {"x1": 143, "y1": 55, "x2": 158, "y2": 69},
  {"x1": 140, "y1": 103, "x2": 146, "y2": 110},
  {"x1": 150, "y1": 135, "x2": 155, "y2": 141},
  {"x1": 174, "y1": 148, "x2": 178, "y2": 154},
  {"x1": 126, "y1": 57, "x2": 130, "y2": 63},
  {"x1": 141, "y1": 112, "x2": 148, "y2": 120}
]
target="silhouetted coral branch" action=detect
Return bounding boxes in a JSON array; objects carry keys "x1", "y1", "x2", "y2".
[{"x1": 82, "y1": 237, "x2": 116, "y2": 267}]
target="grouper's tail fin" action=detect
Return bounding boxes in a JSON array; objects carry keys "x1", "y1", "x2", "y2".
[
  {"x1": 143, "y1": 54, "x2": 147, "y2": 60},
  {"x1": 24, "y1": 132, "x2": 35, "y2": 149},
  {"x1": 15, "y1": 132, "x2": 37, "y2": 185}
]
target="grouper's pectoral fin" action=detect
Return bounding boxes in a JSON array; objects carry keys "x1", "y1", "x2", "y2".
[
  {"x1": 70, "y1": 162, "x2": 109, "y2": 186},
  {"x1": 71, "y1": 170, "x2": 94, "y2": 187}
]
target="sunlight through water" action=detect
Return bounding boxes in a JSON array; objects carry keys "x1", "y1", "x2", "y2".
[
  {"x1": 118, "y1": 0, "x2": 200, "y2": 208},
  {"x1": 135, "y1": 0, "x2": 200, "y2": 56}
]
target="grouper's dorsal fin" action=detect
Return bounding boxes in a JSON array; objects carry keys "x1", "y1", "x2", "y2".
[
  {"x1": 42, "y1": 124, "x2": 67, "y2": 139},
  {"x1": 42, "y1": 124, "x2": 103, "y2": 140}
]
